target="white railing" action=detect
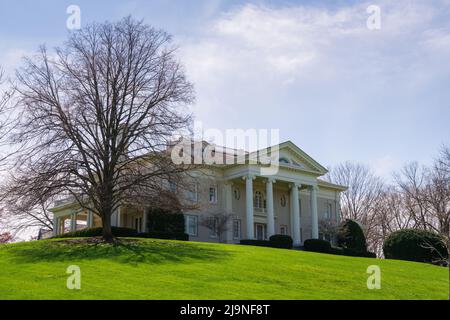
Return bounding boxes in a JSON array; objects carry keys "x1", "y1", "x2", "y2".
[{"x1": 254, "y1": 207, "x2": 267, "y2": 214}]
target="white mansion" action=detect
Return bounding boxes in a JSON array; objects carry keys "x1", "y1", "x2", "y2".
[{"x1": 50, "y1": 141, "x2": 347, "y2": 246}]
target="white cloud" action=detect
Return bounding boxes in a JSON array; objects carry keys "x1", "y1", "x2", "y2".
[{"x1": 178, "y1": 1, "x2": 450, "y2": 150}]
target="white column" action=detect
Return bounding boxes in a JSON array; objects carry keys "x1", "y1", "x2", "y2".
[
  {"x1": 142, "y1": 208, "x2": 148, "y2": 233},
  {"x1": 117, "y1": 206, "x2": 122, "y2": 227},
  {"x1": 311, "y1": 185, "x2": 319, "y2": 239},
  {"x1": 290, "y1": 183, "x2": 301, "y2": 246},
  {"x1": 224, "y1": 182, "x2": 233, "y2": 242},
  {"x1": 53, "y1": 216, "x2": 59, "y2": 236},
  {"x1": 70, "y1": 213, "x2": 77, "y2": 232},
  {"x1": 87, "y1": 211, "x2": 94, "y2": 228},
  {"x1": 244, "y1": 175, "x2": 255, "y2": 239},
  {"x1": 265, "y1": 178, "x2": 276, "y2": 238}
]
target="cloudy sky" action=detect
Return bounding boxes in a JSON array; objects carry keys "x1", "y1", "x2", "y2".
[{"x1": 1, "y1": 0, "x2": 449, "y2": 180}]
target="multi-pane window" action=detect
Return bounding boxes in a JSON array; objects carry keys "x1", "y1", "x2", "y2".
[
  {"x1": 280, "y1": 225, "x2": 287, "y2": 235},
  {"x1": 254, "y1": 191, "x2": 262, "y2": 208},
  {"x1": 169, "y1": 180, "x2": 177, "y2": 193},
  {"x1": 209, "y1": 217, "x2": 218, "y2": 238},
  {"x1": 209, "y1": 186, "x2": 217, "y2": 203},
  {"x1": 254, "y1": 191, "x2": 266, "y2": 209},
  {"x1": 185, "y1": 215, "x2": 198, "y2": 236},
  {"x1": 326, "y1": 203, "x2": 332, "y2": 219},
  {"x1": 233, "y1": 220, "x2": 241, "y2": 240},
  {"x1": 187, "y1": 183, "x2": 198, "y2": 202}
]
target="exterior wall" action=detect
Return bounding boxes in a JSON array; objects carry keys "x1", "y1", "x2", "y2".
[{"x1": 49, "y1": 143, "x2": 346, "y2": 244}]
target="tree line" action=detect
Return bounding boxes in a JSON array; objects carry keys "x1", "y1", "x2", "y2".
[{"x1": 325, "y1": 148, "x2": 450, "y2": 257}]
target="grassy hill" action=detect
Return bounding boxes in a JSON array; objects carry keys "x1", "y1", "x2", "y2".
[{"x1": 0, "y1": 238, "x2": 447, "y2": 299}]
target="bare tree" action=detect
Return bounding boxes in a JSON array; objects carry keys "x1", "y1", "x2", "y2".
[
  {"x1": 394, "y1": 161, "x2": 450, "y2": 236},
  {"x1": 0, "y1": 232, "x2": 13, "y2": 244},
  {"x1": 371, "y1": 187, "x2": 414, "y2": 256},
  {"x1": 2, "y1": 17, "x2": 194, "y2": 242},
  {"x1": 0, "y1": 66, "x2": 14, "y2": 161},
  {"x1": 0, "y1": 196, "x2": 54, "y2": 238},
  {"x1": 325, "y1": 162, "x2": 384, "y2": 252},
  {"x1": 318, "y1": 218, "x2": 339, "y2": 244},
  {"x1": 200, "y1": 212, "x2": 233, "y2": 243}
]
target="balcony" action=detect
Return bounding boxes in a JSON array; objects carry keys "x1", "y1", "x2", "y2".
[{"x1": 254, "y1": 207, "x2": 267, "y2": 216}]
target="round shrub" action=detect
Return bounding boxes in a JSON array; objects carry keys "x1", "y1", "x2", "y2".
[
  {"x1": 337, "y1": 219, "x2": 367, "y2": 253},
  {"x1": 383, "y1": 229, "x2": 448, "y2": 263},
  {"x1": 269, "y1": 234, "x2": 293, "y2": 249},
  {"x1": 303, "y1": 239, "x2": 332, "y2": 253}
]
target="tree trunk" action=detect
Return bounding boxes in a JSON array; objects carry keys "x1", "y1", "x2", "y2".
[{"x1": 101, "y1": 212, "x2": 114, "y2": 243}]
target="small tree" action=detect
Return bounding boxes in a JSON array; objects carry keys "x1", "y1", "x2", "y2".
[
  {"x1": 318, "y1": 218, "x2": 339, "y2": 244},
  {"x1": 0, "y1": 232, "x2": 13, "y2": 244},
  {"x1": 200, "y1": 212, "x2": 232, "y2": 243}
]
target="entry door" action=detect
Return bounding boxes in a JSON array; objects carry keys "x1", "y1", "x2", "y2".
[{"x1": 255, "y1": 223, "x2": 267, "y2": 240}]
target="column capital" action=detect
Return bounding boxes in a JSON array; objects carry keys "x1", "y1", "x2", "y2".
[
  {"x1": 289, "y1": 182, "x2": 302, "y2": 189},
  {"x1": 223, "y1": 180, "x2": 234, "y2": 186},
  {"x1": 242, "y1": 174, "x2": 256, "y2": 180},
  {"x1": 309, "y1": 185, "x2": 319, "y2": 191},
  {"x1": 265, "y1": 177, "x2": 276, "y2": 184}
]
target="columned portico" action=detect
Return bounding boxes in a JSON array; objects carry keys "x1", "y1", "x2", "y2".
[
  {"x1": 290, "y1": 183, "x2": 301, "y2": 246},
  {"x1": 310, "y1": 185, "x2": 319, "y2": 239},
  {"x1": 243, "y1": 175, "x2": 255, "y2": 239},
  {"x1": 265, "y1": 178, "x2": 276, "y2": 238}
]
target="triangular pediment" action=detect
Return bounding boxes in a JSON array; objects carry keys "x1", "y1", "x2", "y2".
[{"x1": 261, "y1": 141, "x2": 328, "y2": 175}]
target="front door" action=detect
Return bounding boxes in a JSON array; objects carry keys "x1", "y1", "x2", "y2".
[{"x1": 254, "y1": 223, "x2": 267, "y2": 240}]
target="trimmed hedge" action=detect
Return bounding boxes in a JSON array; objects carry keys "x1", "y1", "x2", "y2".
[
  {"x1": 240, "y1": 235, "x2": 293, "y2": 249},
  {"x1": 137, "y1": 231, "x2": 189, "y2": 241},
  {"x1": 54, "y1": 227, "x2": 188, "y2": 241},
  {"x1": 303, "y1": 238, "x2": 377, "y2": 258},
  {"x1": 383, "y1": 229, "x2": 448, "y2": 263},
  {"x1": 269, "y1": 234, "x2": 293, "y2": 249},
  {"x1": 147, "y1": 208, "x2": 185, "y2": 233},
  {"x1": 54, "y1": 227, "x2": 138, "y2": 238},
  {"x1": 304, "y1": 239, "x2": 332, "y2": 253},
  {"x1": 240, "y1": 239, "x2": 272, "y2": 247}
]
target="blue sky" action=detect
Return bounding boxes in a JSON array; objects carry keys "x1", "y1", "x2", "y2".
[{"x1": 1, "y1": 0, "x2": 450, "y2": 180}]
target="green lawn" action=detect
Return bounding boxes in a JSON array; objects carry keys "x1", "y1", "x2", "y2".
[{"x1": 0, "y1": 238, "x2": 448, "y2": 299}]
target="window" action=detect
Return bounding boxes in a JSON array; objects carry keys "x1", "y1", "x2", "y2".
[
  {"x1": 209, "y1": 217, "x2": 218, "y2": 238},
  {"x1": 185, "y1": 215, "x2": 198, "y2": 236},
  {"x1": 254, "y1": 191, "x2": 263, "y2": 208},
  {"x1": 233, "y1": 220, "x2": 241, "y2": 240},
  {"x1": 187, "y1": 183, "x2": 198, "y2": 202},
  {"x1": 280, "y1": 225, "x2": 287, "y2": 235},
  {"x1": 209, "y1": 186, "x2": 217, "y2": 203},
  {"x1": 326, "y1": 203, "x2": 333, "y2": 219},
  {"x1": 279, "y1": 157, "x2": 290, "y2": 164},
  {"x1": 169, "y1": 180, "x2": 177, "y2": 193}
]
